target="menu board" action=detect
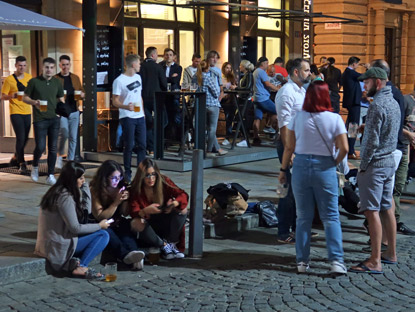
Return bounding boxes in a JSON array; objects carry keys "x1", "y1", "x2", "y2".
[{"x1": 97, "y1": 25, "x2": 110, "y2": 87}]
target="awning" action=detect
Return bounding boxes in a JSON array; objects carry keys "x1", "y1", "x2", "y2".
[{"x1": 0, "y1": 1, "x2": 84, "y2": 32}]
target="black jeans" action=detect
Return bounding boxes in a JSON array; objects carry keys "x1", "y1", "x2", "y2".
[
  {"x1": 138, "y1": 211, "x2": 186, "y2": 247},
  {"x1": 33, "y1": 117, "x2": 60, "y2": 174},
  {"x1": 10, "y1": 114, "x2": 31, "y2": 164},
  {"x1": 106, "y1": 219, "x2": 139, "y2": 260}
]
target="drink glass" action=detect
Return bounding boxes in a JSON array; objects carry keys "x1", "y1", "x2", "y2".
[
  {"x1": 105, "y1": 262, "x2": 117, "y2": 282},
  {"x1": 17, "y1": 91, "x2": 24, "y2": 101},
  {"x1": 181, "y1": 83, "x2": 189, "y2": 92},
  {"x1": 148, "y1": 247, "x2": 160, "y2": 265},
  {"x1": 190, "y1": 83, "x2": 198, "y2": 92},
  {"x1": 39, "y1": 100, "x2": 48, "y2": 112},
  {"x1": 167, "y1": 83, "x2": 172, "y2": 92},
  {"x1": 75, "y1": 90, "x2": 82, "y2": 101},
  {"x1": 134, "y1": 102, "x2": 141, "y2": 112},
  {"x1": 348, "y1": 122, "x2": 358, "y2": 138},
  {"x1": 64, "y1": 90, "x2": 67, "y2": 100}
]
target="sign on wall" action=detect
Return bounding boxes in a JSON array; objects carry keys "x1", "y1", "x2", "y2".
[{"x1": 303, "y1": 0, "x2": 312, "y2": 61}]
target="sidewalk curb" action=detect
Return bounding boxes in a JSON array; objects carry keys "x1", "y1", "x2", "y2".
[{"x1": 0, "y1": 258, "x2": 46, "y2": 286}]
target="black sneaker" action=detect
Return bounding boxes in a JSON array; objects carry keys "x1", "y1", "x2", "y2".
[
  {"x1": 9, "y1": 156, "x2": 18, "y2": 167},
  {"x1": 18, "y1": 163, "x2": 27, "y2": 175},
  {"x1": 397, "y1": 222, "x2": 415, "y2": 236}
]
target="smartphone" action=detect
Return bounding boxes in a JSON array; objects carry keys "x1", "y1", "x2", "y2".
[{"x1": 106, "y1": 218, "x2": 114, "y2": 224}]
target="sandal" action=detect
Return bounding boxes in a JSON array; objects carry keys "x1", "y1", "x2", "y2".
[{"x1": 72, "y1": 267, "x2": 105, "y2": 281}]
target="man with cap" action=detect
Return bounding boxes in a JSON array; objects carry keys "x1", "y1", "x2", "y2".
[
  {"x1": 350, "y1": 67, "x2": 400, "y2": 274},
  {"x1": 252, "y1": 56, "x2": 281, "y2": 145}
]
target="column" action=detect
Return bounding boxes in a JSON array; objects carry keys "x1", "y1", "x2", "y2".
[
  {"x1": 373, "y1": 8, "x2": 385, "y2": 60},
  {"x1": 406, "y1": 13, "x2": 415, "y2": 93},
  {"x1": 400, "y1": 13, "x2": 409, "y2": 91}
]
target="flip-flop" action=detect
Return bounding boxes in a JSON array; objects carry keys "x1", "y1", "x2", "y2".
[
  {"x1": 349, "y1": 262, "x2": 384, "y2": 274},
  {"x1": 381, "y1": 256, "x2": 397, "y2": 265}
]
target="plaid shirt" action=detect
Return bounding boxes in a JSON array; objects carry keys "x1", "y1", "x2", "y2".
[{"x1": 201, "y1": 72, "x2": 220, "y2": 107}]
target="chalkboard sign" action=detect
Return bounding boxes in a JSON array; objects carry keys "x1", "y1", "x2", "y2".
[{"x1": 97, "y1": 25, "x2": 110, "y2": 88}]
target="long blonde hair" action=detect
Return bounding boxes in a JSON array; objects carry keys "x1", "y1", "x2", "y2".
[
  {"x1": 196, "y1": 59, "x2": 209, "y2": 86},
  {"x1": 130, "y1": 158, "x2": 165, "y2": 205}
]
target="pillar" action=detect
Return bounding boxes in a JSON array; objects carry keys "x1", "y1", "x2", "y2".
[{"x1": 373, "y1": 8, "x2": 385, "y2": 60}]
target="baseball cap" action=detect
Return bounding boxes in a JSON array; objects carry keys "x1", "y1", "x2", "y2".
[
  {"x1": 358, "y1": 67, "x2": 388, "y2": 81},
  {"x1": 257, "y1": 56, "x2": 268, "y2": 67}
]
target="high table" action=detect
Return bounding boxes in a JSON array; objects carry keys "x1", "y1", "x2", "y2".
[
  {"x1": 154, "y1": 91, "x2": 206, "y2": 160},
  {"x1": 223, "y1": 89, "x2": 252, "y2": 149}
]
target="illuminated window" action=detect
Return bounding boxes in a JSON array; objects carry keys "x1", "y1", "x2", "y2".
[
  {"x1": 143, "y1": 28, "x2": 174, "y2": 60},
  {"x1": 124, "y1": 1, "x2": 139, "y2": 18},
  {"x1": 265, "y1": 37, "x2": 281, "y2": 63},
  {"x1": 258, "y1": 0, "x2": 282, "y2": 31},
  {"x1": 179, "y1": 30, "x2": 194, "y2": 65},
  {"x1": 176, "y1": 0, "x2": 194, "y2": 22},
  {"x1": 124, "y1": 27, "x2": 138, "y2": 57},
  {"x1": 257, "y1": 37, "x2": 263, "y2": 59},
  {"x1": 141, "y1": 0, "x2": 175, "y2": 21}
]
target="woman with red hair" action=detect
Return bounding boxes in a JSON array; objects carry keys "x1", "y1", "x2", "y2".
[{"x1": 279, "y1": 81, "x2": 349, "y2": 274}]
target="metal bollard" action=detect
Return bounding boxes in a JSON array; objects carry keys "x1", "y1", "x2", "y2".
[{"x1": 188, "y1": 149, "x2": 204, "y2": 258}]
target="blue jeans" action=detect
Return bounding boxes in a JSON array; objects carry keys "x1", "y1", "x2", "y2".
[
  {"x1": 276, "y1": 138, "x2": 296, "y2": 238},
  {"x1": 120, "y1": 117, "x2": 146, "y2": 181},
  {"x1": 33, "y1": 117, "x2": 60, "y2": 174},
  {"x1": 58, "y1": 111, "x2": 80, "y2": 160},
  {"x1": 74, "y1": 230, "x2": 110, "y2": 267},
  {"x1": 254, "y1": 98, "x2": 277, "y2": 120},
  {"x1": 291, "y1": 154, "x2": 344, "y2": 263},
  {"x1": 206, "y1": 106, "x2": 220, "y2": 152}
]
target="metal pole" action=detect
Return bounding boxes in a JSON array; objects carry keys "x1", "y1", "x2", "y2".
[{"x1": 188, "y1": 149, "x2": 204, "y2": 258}]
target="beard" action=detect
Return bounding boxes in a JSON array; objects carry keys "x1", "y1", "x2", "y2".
[
  {"x1": 300, "y1": 75, "x2": 310, "y2": 85},
  {"x1": 366, "y1": 84, "x2": 377, "y2": 97}
]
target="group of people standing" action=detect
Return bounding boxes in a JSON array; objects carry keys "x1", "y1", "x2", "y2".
[{"x1": 2, "y1": 55, "x2": 84, "y2": 185}]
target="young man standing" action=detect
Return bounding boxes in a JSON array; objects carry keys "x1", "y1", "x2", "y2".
[
  {"x1": 1, "y1": 56, "x2": 32, "y2": 174},
  {"x1": 55, "y1": 55, "x2": 85, "y2": 167},
  {"x1": 112, "y1": 54, "x2": 146, "y2": 183},
  {"x1": 182, "y1": 53, "x2": 201, "y2": 87},
  {"x1": 350, "y1": 67, "x2": 400, "y2": 274},
  {"x1": 24, "y1": 57, "x2": 64, "y2": 185}
]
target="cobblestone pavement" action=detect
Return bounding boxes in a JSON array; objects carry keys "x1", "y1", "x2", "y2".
[{"x1": 1, "y1": 228, "x2": 415, "y2": 312}]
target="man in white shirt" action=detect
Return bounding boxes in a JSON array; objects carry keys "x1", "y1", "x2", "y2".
[
  {"x1": 112, "y1": 54, "x2": 145, "y2": 182},
  {"x1": 275, "y1": 58, "x2": 311, "y2": 243}
]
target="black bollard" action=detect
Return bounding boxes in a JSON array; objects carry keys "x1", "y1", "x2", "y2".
[{"x1": 188, "y1": 149, "x2": 204, "y2": 258}]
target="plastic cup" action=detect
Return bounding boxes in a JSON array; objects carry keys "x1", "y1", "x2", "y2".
[
  {"x1": 276, "y1": 182, "x2": 288, "y2": 198},
  {"x1": 75, "y1": 90, "x2": 82, "y2": 101},
  {"x1": 105, "y1": 262, "x2": 117, "y2": 282},
  {"x1": 17, "y1": 91, "x2": 24, "y2": 101},
  {"x1": 134, "y1": 103, "x2": 141, "y2": 112},
  {"x1": 148, "y1": 247, "x2": 160, "y2": 265},
  {"x1": 39, "y1": 100, "x2": 48, "y2": 112}
]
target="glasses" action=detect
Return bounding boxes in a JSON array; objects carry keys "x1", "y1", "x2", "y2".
[
  {"x1": 145, "y1": 172, "x2": 157, "y2": 179},
  {"x1": 109, "y1": 175, "x2": 123, "y2": 183}
]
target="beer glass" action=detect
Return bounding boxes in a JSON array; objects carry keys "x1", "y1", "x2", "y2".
[
  {"x1": 39, "y1": 100, "x2": 48, "y2": 112},
  {"x1": 74, "y1": 90, "x2": 82, "y2": 101},
  {"x1": 17, "y1": 91, "x2": 24, "y2": 101},
  {"x1": 105, "y1": 262, "x2": 117, "y2": 282}
]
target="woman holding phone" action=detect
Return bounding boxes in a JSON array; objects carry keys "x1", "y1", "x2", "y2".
[
  {"x1": 90, "y1": 160, "x2": 145, "y2": 269},
  {"x1": 35, "y1": 162, "x2": 110, "y2": 279},
  {"x1": 130, "y1": 158, "x2": 189, "y2": 260}
]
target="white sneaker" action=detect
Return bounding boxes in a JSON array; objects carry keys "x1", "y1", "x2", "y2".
[
  {"x1": 236, "y1": 140, "x2": 248, "y2": 147},
  {"x1": 133, "y1": 259, "x2": 144, "y2": 270},
  {"x1": 56, "y1": 156, "x2": 63, "y2": 169},
  {"x1": 330, "y1": 261, "x2": 347, "y2": 274},
  {"x1": 123, "y1": 250, "x2": 145, "y2": 265},
  {"x1": 31, "y1": 166, "x2": 39, "y2": 182},
  {"x1": 297, "y1": 261, "x2": 309, "y2": 273},
  {"x1": 170, "y1": 243, "x2": 185, "y2": 259},
  {"x1": 46, "y1": 174, "x2": 57, "y2": 185},
  {"x1": 263, "y1": 126, "x2": 276, "y2": 134},
  {"x1": 221, "y1": 139, "x2": 230, "y2": 146}
]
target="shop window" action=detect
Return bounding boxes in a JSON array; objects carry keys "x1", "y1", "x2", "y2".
[
  {"x1": 141, "y1": 0, "x2": 175, "y2": 21},
  {"x1": 124, "y1": 27, "x2": 138, "y2": 57},
  {"x1": 124, "y1": 1, "x2": 139, "y2": 18},
  {"x1": 143, "y1": 28, "x2": 174, "y2": 60},
  {"x1": 258, "y1": 0, "x2": 282, "y2": 31},
  {"x1": 257, "y1": 37, "x2": 263, "y2": 58},
  {"x1": 265, "y1": 37, "x2": 281, "y2": 63},
  {"x1": 179, "y1": 30, "x2": 194, "y2": 66},
  {"x1": 176, "y1": 0, "x2": 194, "y2": 22}
]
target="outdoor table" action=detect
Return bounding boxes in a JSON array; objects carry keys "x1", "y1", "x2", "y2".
[
  {"x1": 154, "y1": 91, "x2": 206, "y2": 160},
  {"x1": 223, "y1": 89, "x2": 252, "y2": 149}
]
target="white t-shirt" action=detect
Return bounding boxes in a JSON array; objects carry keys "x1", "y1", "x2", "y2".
[
  {"x1": 288, "y1": 111, "x2": 346, "y2": 156},
  {"x1": 112, "y1": 73, "x2": 144, "y2": 119},
  {"x1": 275, "y1": 79, "x2": 306, "y2": 129}
]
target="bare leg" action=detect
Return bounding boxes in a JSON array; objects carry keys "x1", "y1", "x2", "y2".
[
  {"x1": 253, "y1": 119, "x2": 260, "y2": 139},
  {"x1": 380, "y1": 203, "x2": 397, "y2": 262}
]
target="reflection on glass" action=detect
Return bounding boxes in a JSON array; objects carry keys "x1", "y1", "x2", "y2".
[
  {"x1": 124, "y1": 1, "x2": 139, "y2": 18},
  {"x1": 257, "y1": 37, "x2": 263, "y2": 59},
  {"x1": 265, "y1": 37, "x2": 281, "y2": 64},
  {"x1": 124, "y1": 27, "x2": 138, "y2": 57},
  {"x1": 143, "y1": 28, "x2": 174, "y2": 58},
  {"x1": 258, "y1": 0, "x2": 282, "y2": 31},
  {"x1": 141, "y1": 0, "x2": 174, "y2": 20},
  {"x1": 179, "y1": 30, "x2": 194, "y2": 67},
  {"x1": 176, "y1": 0, "x2": 194, "y2": 22}
]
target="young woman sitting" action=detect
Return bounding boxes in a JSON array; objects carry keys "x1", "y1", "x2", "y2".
[
  {"x1": 130, "y1": 158, "x2": 188, "y2": 260},
  {"x1": 35, "y1": 162, "x2": 110, "y2": 279},
  {"x1": 90, "y1": 160, "x2": 145, "y2": 269}
]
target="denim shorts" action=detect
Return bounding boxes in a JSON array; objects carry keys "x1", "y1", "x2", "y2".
[
  {"x1": 254, "y1": 99, "x2": 277, "y2": 120},
  {"x1": 357, "y1": 164, "x2": 395, "y2": 213}
]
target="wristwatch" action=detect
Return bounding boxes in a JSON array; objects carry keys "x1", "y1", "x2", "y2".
[{"x1": 280, "y1": 167, "x2": 288, "y2": 173}]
